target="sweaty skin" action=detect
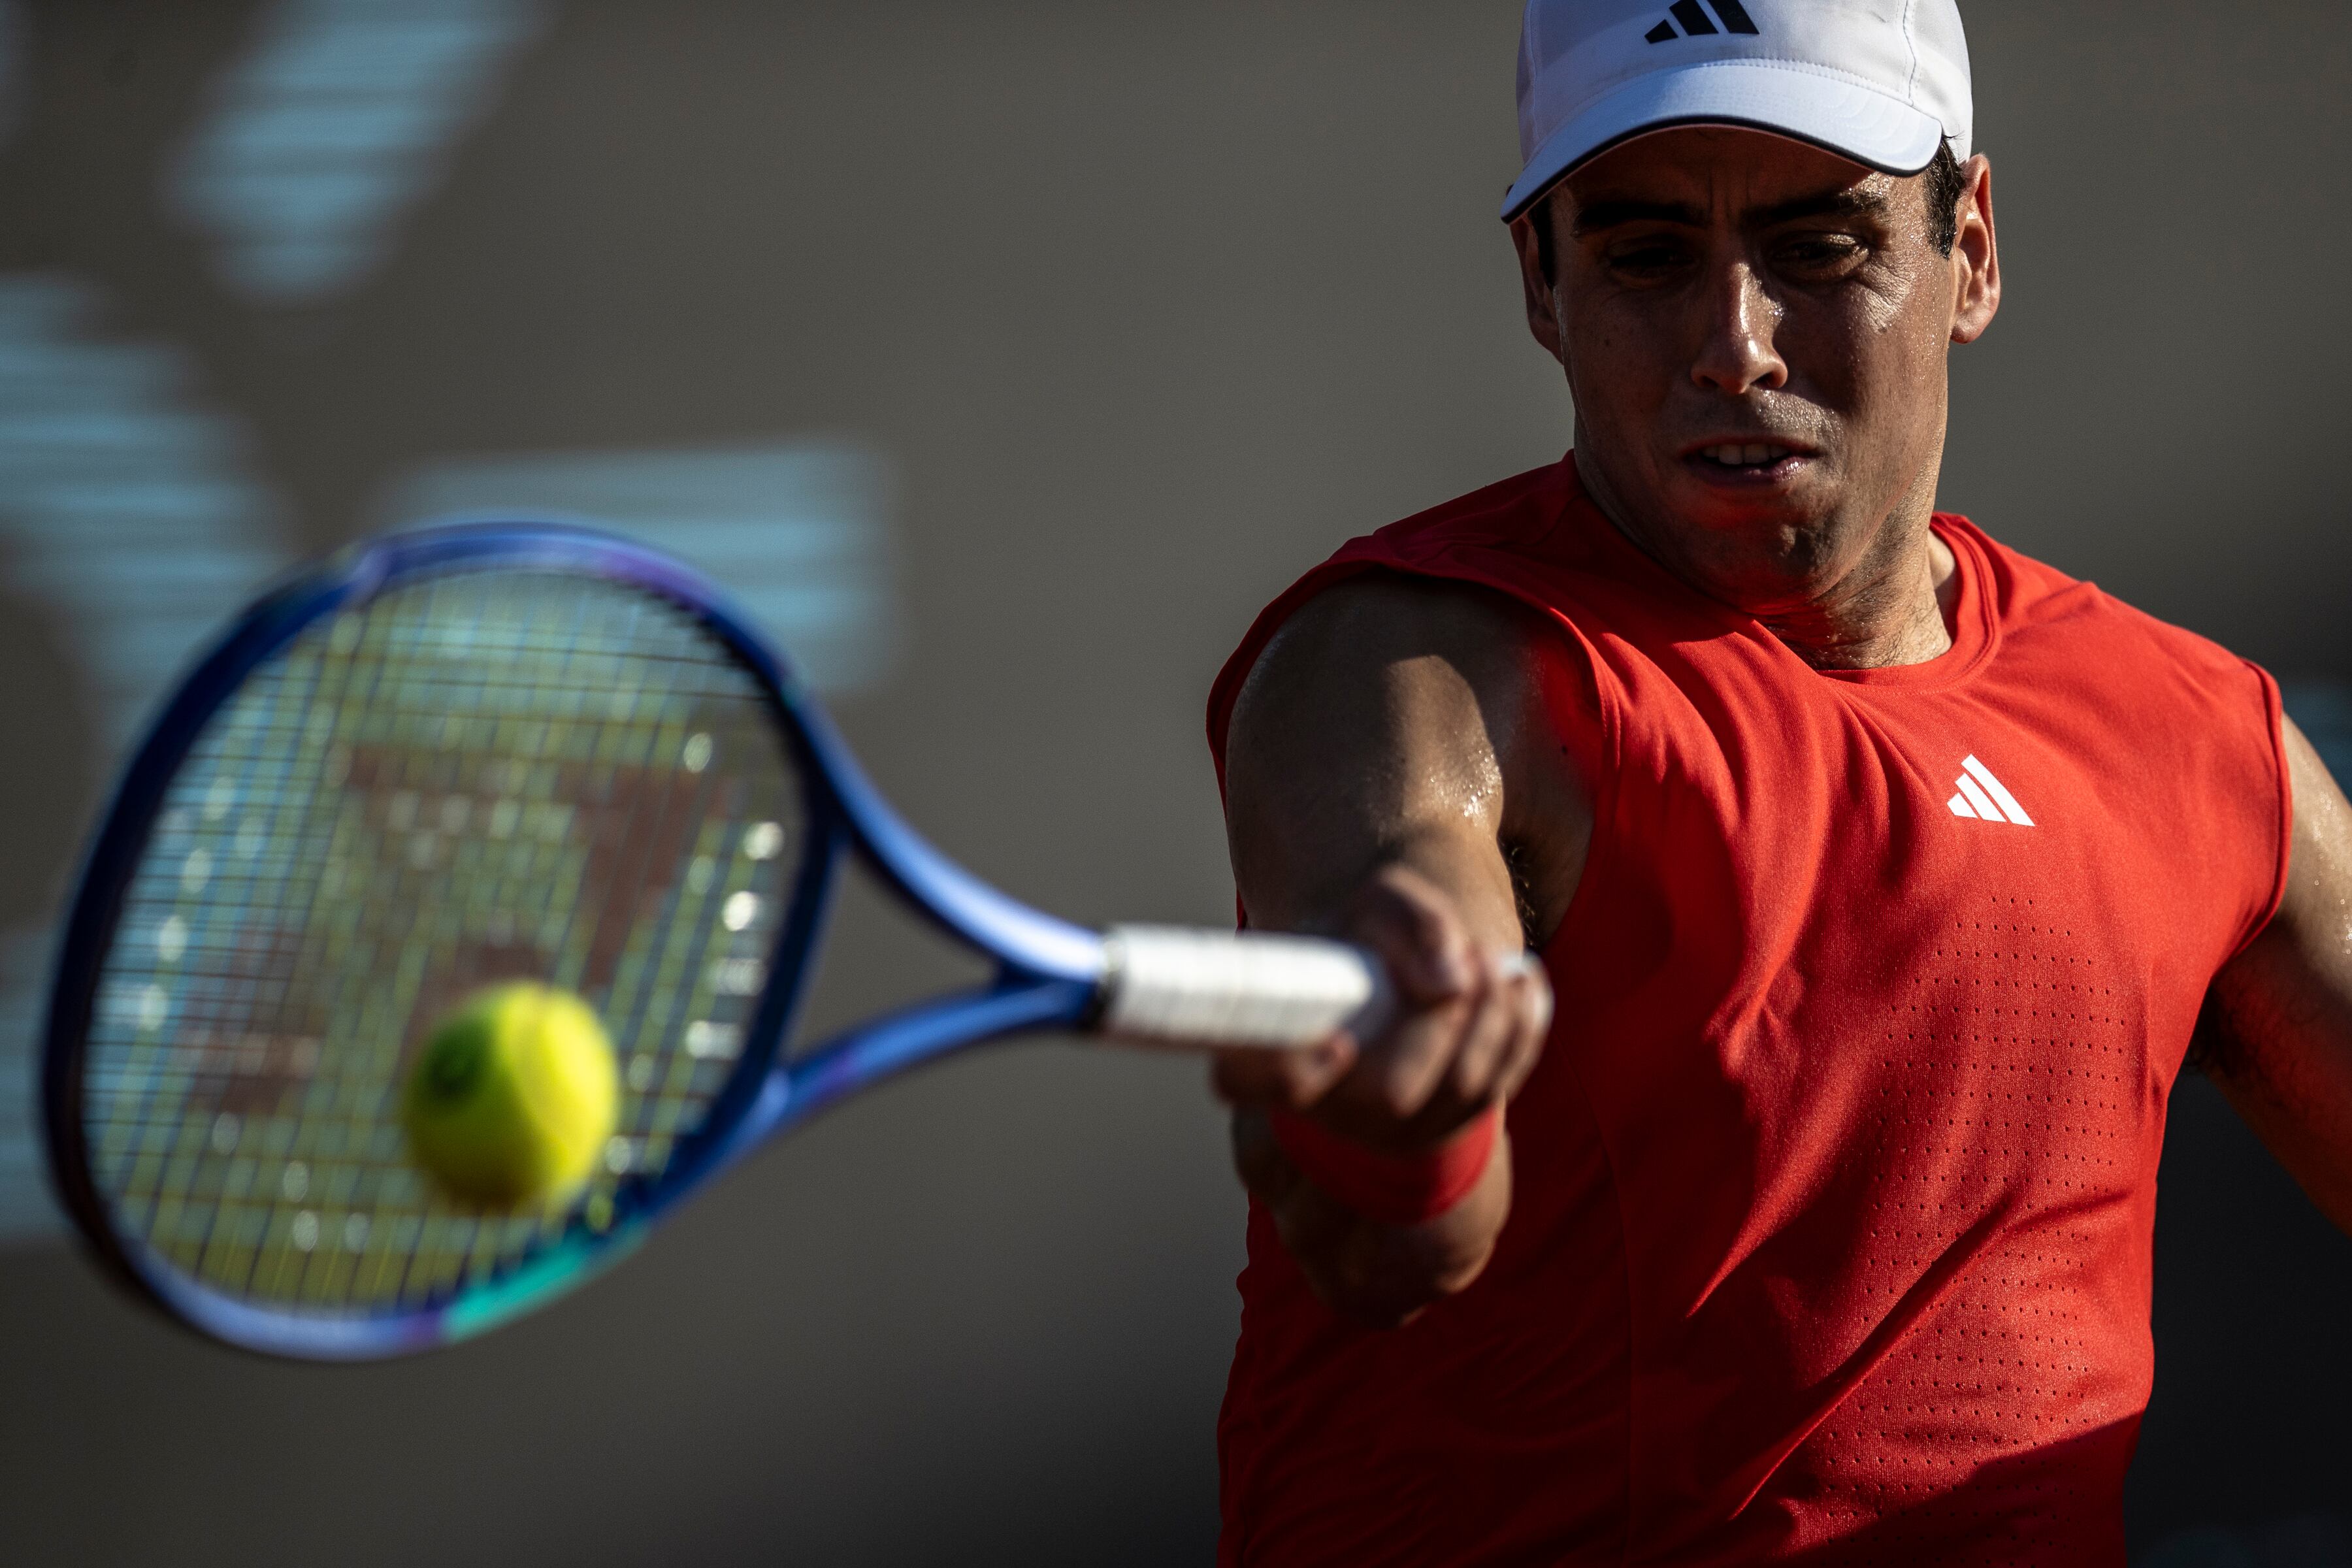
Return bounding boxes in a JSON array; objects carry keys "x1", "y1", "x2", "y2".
[
  {"x1": 1526, "y1": 130, "x2": 1983, "y2": 670},
  {"x1": 1217, "y1": 126, "x2": 2352, "y2": 1322},
  {"x1": 1218, "y1": 583, "x2": 1578, "y2": 1324}
]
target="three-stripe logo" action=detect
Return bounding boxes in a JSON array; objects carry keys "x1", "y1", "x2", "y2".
[
  {"x1": 1646, "y1": 0, "x2": 1760, "y2": 44},
  {"x1": 1947, "y1": 756, "x2": 2035, "y2": 828}
]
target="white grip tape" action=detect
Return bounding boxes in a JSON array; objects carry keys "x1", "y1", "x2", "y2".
[{"x1": 1097, "y1": 926, "x2": 1393, "y2": 1050}]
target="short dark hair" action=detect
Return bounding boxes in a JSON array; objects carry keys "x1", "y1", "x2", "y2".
[
  {"x1": 1531, "y1": 193, "x2": 1561, "y2": 288},
  {"x1": 1921, "y1": 140, "x2": 1967, "y2": 257},
  {"x1": 1529, "y1": 140, "x2": 1968, "y2": 286}
]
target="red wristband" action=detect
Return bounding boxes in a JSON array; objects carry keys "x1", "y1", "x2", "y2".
[{"x1": 1266, "y1": 1104, "x2": 1501, "y2": 1225}]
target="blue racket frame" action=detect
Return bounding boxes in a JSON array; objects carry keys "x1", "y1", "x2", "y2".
[{"x1": 42, "y1": 523, "x2": 1110, "y2": 1359}]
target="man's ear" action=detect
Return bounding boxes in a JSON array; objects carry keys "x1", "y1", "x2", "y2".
[
  {"x1": 1949, "y1": 154, "x2": 2000, "y2": 345},
  {"x1": 1511, "y1": 206, "x2": 1567, "y2": 365}
]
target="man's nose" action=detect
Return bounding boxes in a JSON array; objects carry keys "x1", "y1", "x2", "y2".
[{"x1": 1690, "y1": 261, "x2": 1787, "y2": 397}]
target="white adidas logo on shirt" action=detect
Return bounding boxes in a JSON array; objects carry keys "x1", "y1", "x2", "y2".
[{"x1": 1947, "y1": 755, "x2": 2035, "y2": 827}]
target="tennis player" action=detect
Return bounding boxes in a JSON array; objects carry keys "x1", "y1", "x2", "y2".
[{"x1": 1205, "y1": 2, "x2": 2352, "y2": 1561}]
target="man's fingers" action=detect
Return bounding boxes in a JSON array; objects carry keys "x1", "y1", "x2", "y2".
[
  {"x1": 1443, "y1": 955, "x2": 1524, "y2": 1108},
  {"x1": 1211, "y1": 1034, "x2": 1358, "y2": 1109},
  {"x1": 1326, "y1": 949, "x2": 1501, "y2": 1132},
  {"x1": 1212, "y1": 867, "x2": 1558, "y2": 1143},
  {"x1": 1337, "y1": 986, "x2": 1475, "y2": 1127},
  {"x1": 1494, "y1": 964, "x2": 1553, "y2": 1103},
  {"x1": 1352, "y1": 868, "x2": 1477, "y2": 1003},
  {"x1": 1390, "y1": 955, "x2": 1552, "y2": 1134}
]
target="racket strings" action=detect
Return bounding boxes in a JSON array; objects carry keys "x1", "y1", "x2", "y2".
[{"x1": 80, "y1": 569, "x2": 806, "y2": 1315}]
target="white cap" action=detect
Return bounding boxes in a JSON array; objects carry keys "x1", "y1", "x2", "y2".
[{"x1": 1504, "y1": 0, "x2": 1972, "y2": 220}]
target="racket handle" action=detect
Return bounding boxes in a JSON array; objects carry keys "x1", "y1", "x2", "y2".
[{"x1": 1096, "y1": 926, "x2": 1394, "y2": 1050}]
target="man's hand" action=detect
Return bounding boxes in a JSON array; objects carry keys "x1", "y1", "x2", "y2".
[
  {"x1": 1211, "y1": 868, "x2": 1554, "y2": 1324},
  {"x1": 1213, "y1": 867, "x2": 1552, "y2": 1147}
]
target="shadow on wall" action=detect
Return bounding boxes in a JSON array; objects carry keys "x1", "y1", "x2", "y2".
[
  {"x1": 2141, "y1": 1514, "x2": 2352, "y2": 1567},
  {"x1": 2284, "y1": 685, "x2": 2352, "y2": 783}
]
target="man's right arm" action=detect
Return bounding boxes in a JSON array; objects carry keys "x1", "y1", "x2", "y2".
[
  {"x1": 2193, "y1": 717, "x2": 2352, "y2": 1235},
  {"x1": 1213, "y1": 573, "x2": 1590, "y2": 1325}
]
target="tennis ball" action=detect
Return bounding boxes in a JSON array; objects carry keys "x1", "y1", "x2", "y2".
[{"x1": 402, "y1": 982, "x2": 619, "y2": 1207}]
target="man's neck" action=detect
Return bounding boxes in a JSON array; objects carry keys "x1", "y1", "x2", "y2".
[{"x1": 1756, "y1": 529, "x2": 1958, "y2": 671}]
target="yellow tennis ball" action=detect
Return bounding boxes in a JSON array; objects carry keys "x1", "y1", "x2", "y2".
[{"x1": 402, "y1": 982, "x2": 619, "y2": 1207}]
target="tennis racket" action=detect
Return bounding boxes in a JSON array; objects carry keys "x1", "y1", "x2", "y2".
[{"x1": 41, "y1": 522, "x2": 1387, "y2": 1360}]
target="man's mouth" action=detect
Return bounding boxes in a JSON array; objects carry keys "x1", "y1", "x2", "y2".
[
  {"x1": 1695, "y1": 442, "x2": 1798, "y2": 468},
  {"x1": 1678, "y1": 438, "x2": 1817, "y2": 487}
]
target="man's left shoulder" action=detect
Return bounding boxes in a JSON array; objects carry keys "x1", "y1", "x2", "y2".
[{"x1": 1956, "y1": 515, "x2": 2260, "y2": 687}]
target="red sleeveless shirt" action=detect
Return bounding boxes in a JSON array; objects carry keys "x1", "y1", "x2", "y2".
[{"x1": 1207, "y1": 456, "x2": 2289, "y2": 1565}]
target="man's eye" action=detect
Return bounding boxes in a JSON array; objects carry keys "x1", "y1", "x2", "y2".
[
  {"x1": 1779, "y1": 235, "x2": 1865, "y2": 271},
  {"x1": 1608, "y1": 242, "x2": 1690, "y2": 276}
]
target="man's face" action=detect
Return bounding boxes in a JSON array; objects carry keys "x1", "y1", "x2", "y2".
[{"x1": 1516, "y1": 127, "x2": 1997, "y2": 619}]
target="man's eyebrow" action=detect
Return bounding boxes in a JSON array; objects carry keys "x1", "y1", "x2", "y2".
[
  {"x1": 1569, "y1": 199, "x2": 1705, "y2": 236},
  {"x1": 1567, "y1": 186, "x2": 1893, "y2": 236},
  {"x1": 1747, "y1": 186, "x2": 1894, "y2": 227}
]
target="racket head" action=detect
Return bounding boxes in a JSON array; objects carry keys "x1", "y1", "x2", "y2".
[{"x1": 41, "y1": 524, "x2": 848, "y2": 1358}]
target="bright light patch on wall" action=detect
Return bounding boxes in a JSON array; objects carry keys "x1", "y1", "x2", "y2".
[
  {"x1": 168, "y1": 0, "x2": 551, "y2": 303},
  {"x1": 0, "y1": 279, "x2": 291, "y2": 743},
  {"x1": 0, "y1": 276, "x2": 291, "y2": 1241},
  {"x1": 381, "y1": 444, "x2": 901, "y2": 693}
]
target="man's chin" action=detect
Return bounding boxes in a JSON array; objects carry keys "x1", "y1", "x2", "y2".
[
  {"x1": 1654, "y1": 455, "x2": 1840, "y2": 536},
  {"x1": 1582, "y1": 449, "x2": 1848, "y2": 575},
  {"x1": 1588, "y1": 461, "x2": 1861, "y2": 602}
]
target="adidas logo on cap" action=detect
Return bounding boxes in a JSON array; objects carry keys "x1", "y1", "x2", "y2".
[{"x1": 1645, "y1": 1, "x2": 1759, "y2": 45}]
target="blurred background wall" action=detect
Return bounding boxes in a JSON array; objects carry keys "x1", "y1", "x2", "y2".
[{"x1": 0, "y1": 2, "x2": 2344, "y2": 1563}]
